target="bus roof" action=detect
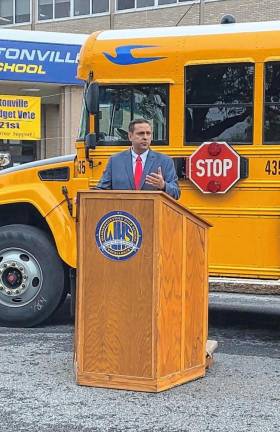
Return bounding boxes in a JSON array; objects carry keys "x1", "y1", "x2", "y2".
[
  {"x1": 97, "y1": 20, "x2": 280, "y2": 40},
  {"x1": 0, "y1": 29, "x2": 87, "y2": 45},
  {"x1": 1, "y1": 21, "x2": 280, "y2": 45}
]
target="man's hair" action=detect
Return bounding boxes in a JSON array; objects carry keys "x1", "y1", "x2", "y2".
[{"x1": 128, "y1": 118, "x2": 152, "y2": 133}]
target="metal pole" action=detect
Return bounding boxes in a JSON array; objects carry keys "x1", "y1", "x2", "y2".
[
  {"x1": 31, "y1": 0, "x2": 36, "y2": 30},
  {"x1": 199, "y1": 0, "x2": 205, "y2": 25},
  {"x1": 110, "y1": 0, "x2": 115, "y2": 29}
]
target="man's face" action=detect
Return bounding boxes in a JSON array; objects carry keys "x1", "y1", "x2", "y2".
[{"x1": 128, "y1": 123, "x2": 152, "y2": 154}]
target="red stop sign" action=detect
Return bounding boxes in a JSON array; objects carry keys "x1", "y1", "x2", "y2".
[{"x1": 189, "y1": 141, "x2": 240, "y2": 194}]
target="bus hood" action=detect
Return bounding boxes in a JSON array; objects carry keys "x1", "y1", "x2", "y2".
[{"x1": 0, "y1": 154, "x2": 76, "y2": 176}]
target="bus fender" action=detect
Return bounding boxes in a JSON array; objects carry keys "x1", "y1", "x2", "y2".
[{"x1": 45, "y1": 200, "x2": 77, "y2": 269}]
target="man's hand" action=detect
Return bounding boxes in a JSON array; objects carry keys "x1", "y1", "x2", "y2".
[{"x1": 145, "y1": 166, "x2": 165, "y2": 190}]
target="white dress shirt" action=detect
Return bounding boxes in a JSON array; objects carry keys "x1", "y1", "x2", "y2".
[{"x1": 131, "y1": 148, "x2": 149, "y2": 174}]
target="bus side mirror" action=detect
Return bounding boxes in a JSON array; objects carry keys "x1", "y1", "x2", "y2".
[{"x1": 85, "y1": 82, "x2": 99, "y2": 115}]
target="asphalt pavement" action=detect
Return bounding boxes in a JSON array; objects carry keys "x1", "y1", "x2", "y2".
[{"x1": 0, "y1": 296, "x2": 279, "y2": 432}]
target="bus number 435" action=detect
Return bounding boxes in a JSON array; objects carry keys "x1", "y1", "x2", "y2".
[{"x1": 265, "y1": 160, "x2": 280, "y2": 175}]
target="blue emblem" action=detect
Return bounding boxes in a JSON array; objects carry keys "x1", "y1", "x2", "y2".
[
  {"x1": 103, "y1": 45, "x2": 166, "y2": 66},
  {"x1": 95, "y1": 211, "x2": 143, "y2": 261}
]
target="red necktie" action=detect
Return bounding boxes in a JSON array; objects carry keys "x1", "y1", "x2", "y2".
[{"x1": 134, "y1": 155, "x2": 143, "y2": 190}]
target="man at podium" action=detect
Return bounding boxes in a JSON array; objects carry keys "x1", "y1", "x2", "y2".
[{"x1": 97, "y1": 119, "x2": 180, "y2": 200}]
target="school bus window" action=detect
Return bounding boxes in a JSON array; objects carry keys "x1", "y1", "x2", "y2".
[
  {"x1": 97, "y1": 84, "x2": 168, "y2": 145},
  {"x1": 185, "y1": 63, "x2": 254, "y2": 145},
  {"x1": 264, "y1": 62, "x2": 280, "y2": 144}
]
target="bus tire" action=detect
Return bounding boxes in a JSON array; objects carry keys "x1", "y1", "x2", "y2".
[{"x1": 0, "y1": 224, "x2": 65, "y2": 327}]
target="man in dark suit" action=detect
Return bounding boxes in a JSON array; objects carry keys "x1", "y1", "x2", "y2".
[{"x1": 97, "y1": 119, "x2": 180, "y2": 200}]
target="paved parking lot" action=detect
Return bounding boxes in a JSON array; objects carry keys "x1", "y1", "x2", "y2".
[{"x1": 0, "y1": 299, "x2": 279, "y2": 432}]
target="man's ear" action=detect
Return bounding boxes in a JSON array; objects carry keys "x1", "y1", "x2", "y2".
[{"x1": 128, "y1": 132, "x2": 132, "y2": 142}]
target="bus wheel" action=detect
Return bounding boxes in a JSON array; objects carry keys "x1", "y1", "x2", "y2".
[{"x1": 0, "y1": 224, "x2": 65, "y2": 327}]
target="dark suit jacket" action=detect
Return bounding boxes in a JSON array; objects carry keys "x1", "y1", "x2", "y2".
[{"x1": 96, "y1": 149, "x2": 180, "y2": 200}]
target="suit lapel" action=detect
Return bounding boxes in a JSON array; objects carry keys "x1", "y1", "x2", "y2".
[
  {"x1": 124, "y1": 149, "x2": 134, "y2": 189},
  {"x1": 140, "y1": 150, "x2": 156, "y2": 189}
]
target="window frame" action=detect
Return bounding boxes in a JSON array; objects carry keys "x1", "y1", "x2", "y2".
[
  {"x1": 95, "y1": 83, "x2": 170, "y2": 147},
  {"x1": 184, "y1": 61, "x2": 255, "y2": 146}
]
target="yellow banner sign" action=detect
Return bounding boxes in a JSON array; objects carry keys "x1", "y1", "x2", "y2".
[{"x1": 0, "y1": 95, "x2": 41, "y2": 141}]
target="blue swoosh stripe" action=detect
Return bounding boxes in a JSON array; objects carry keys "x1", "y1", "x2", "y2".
[{"x1": 103, "y1": 44, "x2": 166, "y2": 65}]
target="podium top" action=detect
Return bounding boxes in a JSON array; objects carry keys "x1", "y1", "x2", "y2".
[{"x1": 77, "y1": 189, "x2": 212, "y2": 228}]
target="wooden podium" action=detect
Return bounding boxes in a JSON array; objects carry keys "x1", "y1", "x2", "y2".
[{"x1": 75, "y1": 190, "x2": 211, "y2": 392}]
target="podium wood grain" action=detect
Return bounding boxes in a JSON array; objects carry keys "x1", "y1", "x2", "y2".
[{"x1": 75, "y1": 191, "x2": 210, "y2": 392}]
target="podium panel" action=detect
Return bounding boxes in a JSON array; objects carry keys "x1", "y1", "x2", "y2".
[{"x1": 75, "y1": 191, "x2": 210, "y2": 392}]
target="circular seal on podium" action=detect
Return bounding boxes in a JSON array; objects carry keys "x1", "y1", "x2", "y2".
[{"x1": 95, "y1": 211, "x2": 142, "y2": 261}]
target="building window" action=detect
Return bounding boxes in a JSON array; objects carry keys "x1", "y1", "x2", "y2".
[
  {"x1": 0, "y1": 0, "x2": 13, "y2": 25},
  {"x1": 185, "y1": 63, "x2": 254, "y2": 145},
  {"x1": 39, "y1": 0, "x2": 53, "y2": 20},
  {"x1": 55, "y1": 0, "x2": 70, "y2": 18},
  {"x1": 137, "y1": 0, "x2": 154, "y2": 7},
  {"x1": 38, "y1": 0, "x2": 109, "y2": 20},
  {"x1": 116, "y1": 0, "x2": 192, "y2": 11},
  {"x1": 117, "y1": 0, "x2": 134, "y2": 10},
  {"x1": 0, "y1": 0, "x2": 30, "y2": 25},
  {"x1": 0, "y1": 140, "x2": 37, "y2": 166},
  {"x1": 15, "y1": 0, "x2": 31, "y2": 23},
  {"x1": 74, "y1": 0, "x2": 90, "y2": 16},
  {"x1": 92, "y1": 0, "x2": 109, "y2": 13},
  {"x1": 158, "y1": 0, "x2": 176, "y2": 5}
]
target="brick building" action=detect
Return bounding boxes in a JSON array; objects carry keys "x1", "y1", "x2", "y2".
[
  {"x1": 1, "y1": 1, "x2": 280, "y2": 32},
  {"x1": 0, "y1": 0, "x2": 279, "y2": 162}
]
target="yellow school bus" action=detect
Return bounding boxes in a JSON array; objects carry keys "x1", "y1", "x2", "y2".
[{"x1": 0, "y1": 20, "x2": 280, "y2": 327}]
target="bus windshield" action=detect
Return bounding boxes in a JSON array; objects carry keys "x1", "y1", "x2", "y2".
[
  {"x1": 77, "y1": 98, "x2": 88, "y2": 141},
  {"x1": 96, "y1": 84, "x2": 168, "y2": 145}
]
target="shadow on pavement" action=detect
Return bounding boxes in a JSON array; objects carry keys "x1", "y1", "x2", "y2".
[
  {"x1": 46, "y1": 295, "x2": 280, "y2": 331},
  {"x1": 209, "y1": 307, "x2": 280, "y2": 332}
]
